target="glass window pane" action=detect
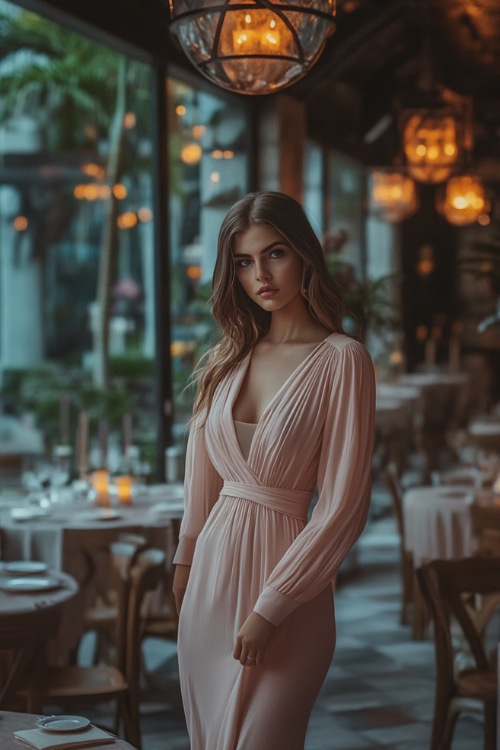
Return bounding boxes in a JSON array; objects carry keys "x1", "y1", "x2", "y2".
[
  {"x1": 0, "y1": 1, "x2": 157, "y2": 483},
  {"x1": 303, "y1": 141, "x2": 324, "y2": 237},
  {"x1": 168, "y1": 78, "x2": 250, "y2": 436}
]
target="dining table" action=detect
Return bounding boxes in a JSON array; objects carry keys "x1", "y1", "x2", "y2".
[
  {"x1": 0, "y1": 710, "x2": 139, "y2": 749},
  {"x1": 403, "y1": 484, "x2": 477, "y2": 568},
  {"x1": 0, "y1": 483, "x2": 184, "y2": 659},
  {"x1": 402, "y1": 480, "x2": 500, "y2": 638},
  {"x1": 0, "y1": 569, "x2": 79, "y2": 709}
]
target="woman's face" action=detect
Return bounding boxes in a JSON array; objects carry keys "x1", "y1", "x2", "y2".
[{"x1": 232, "y1": 223, "x2": 304, "y2": 313}]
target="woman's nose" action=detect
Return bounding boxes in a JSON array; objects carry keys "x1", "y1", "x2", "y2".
[{"x1": 255, "y1": 261, "x2": 270, "y2": 280}]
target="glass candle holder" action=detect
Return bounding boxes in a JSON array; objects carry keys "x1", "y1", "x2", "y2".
[
  {"x1": 114, "y1": 475, "x2": 133, "y2": 504},
  {"x1": 91, "y1": 469, "x2": 110, "y2": 506}
]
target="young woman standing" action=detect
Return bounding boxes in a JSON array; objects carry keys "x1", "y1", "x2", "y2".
[{"x1": 173, "y1": 191, "x2": 375, "y2": 749}]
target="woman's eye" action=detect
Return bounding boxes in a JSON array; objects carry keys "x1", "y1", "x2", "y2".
[
  {"x1": 236, "y1": 258, "x2": 251, "y2": 268},
  {"x1": 270, "y1": 248, "x2": 284, "y2": 259}
]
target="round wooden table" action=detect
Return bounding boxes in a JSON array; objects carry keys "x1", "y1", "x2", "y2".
[{"x1": 0, "y1": 571, "x2": 78, "y2": 710}]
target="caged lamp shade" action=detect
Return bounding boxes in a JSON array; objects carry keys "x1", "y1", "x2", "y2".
[
  {"x1": 401, "y1": 106, "x2": 461, "y2": 184},
  {"x1": 369, "y1": 169, "x2": 419, "y2": 223},
  {"x1": 437, "y1": 174, "x2": 490, "y2": 227},
  {"x1": 168, "y1": 1, "x2": 336, "y2": 95}
]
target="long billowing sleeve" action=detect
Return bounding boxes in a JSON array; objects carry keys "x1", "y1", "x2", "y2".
[
  {"x1": 253, "y1": 340, "x2": 376, "y2": 626},
  {"x1": 173, "y1": 412, "x2": 224, "y2": 566}
]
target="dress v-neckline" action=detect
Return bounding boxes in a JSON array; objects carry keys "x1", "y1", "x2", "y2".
[{"x1": 229, "y1": 332, "x2": 336, "y2": 466}]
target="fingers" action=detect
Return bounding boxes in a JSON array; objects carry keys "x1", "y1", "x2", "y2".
[{"x1": 233, "y1": 639, "x2": 260, "y2": 667}]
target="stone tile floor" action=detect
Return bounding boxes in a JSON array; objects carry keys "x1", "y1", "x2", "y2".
[{"x1": 87, "y1": 488, "x2": 487, "y2": 750}]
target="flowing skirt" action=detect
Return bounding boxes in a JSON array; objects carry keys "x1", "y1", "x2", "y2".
[{"x1": 178, "y1": 495, "x2": 336, "y2": 750}]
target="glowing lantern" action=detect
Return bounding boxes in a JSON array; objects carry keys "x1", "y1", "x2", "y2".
[
  {"x1": 401, "y1": 107, "x2": 460, "y2": 184},
  {"x1": 370, "y1": 170, "x2": 418, "y2": 222},
  {"x1": 168, "y1": 1, "x2": 336, "y2": 95}
]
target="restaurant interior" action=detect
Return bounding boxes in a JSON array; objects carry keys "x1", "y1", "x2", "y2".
[{"x1": 1, "y1": 0, "x2": 500, "y2": 748}]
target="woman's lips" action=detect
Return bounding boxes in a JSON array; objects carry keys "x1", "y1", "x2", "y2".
[{"x1": 258, "y1": 287, "x2": 278, "y2": 298}]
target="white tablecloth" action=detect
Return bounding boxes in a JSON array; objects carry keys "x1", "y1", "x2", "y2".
[
  {"x1": 403, "y1": 485, "x2": 476, "y2": 567},
  {"x1": 0, "y1": 483, "x2": 184, "y2": 657}
]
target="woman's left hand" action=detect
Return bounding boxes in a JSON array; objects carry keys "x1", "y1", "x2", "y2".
[{"x1": 233, "y1": 611, "x2": 277, "y2": 667}]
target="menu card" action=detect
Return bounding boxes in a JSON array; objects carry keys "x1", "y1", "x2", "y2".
[{"x1": 14, "y1": 724, "x2": 115, "y2": 750}]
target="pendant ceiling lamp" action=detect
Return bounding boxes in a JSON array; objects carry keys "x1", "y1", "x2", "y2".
[
  {"x1": 401, "y1": 105, "x2": 461, "y2": 184},
  {"x1": 437, "y1": 174, "x2": 489, "y2": 226},
  {"x1": 168, "y1": 1, "x2": 336, "y2": 95},
  {"x1": 369, "y1": 169, "x2": 418, "y2": 223}
]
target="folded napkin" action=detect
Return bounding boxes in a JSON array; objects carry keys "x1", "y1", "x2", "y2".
[{"x1": 14, "y1": 725, "x2": 115, "y2": 749}]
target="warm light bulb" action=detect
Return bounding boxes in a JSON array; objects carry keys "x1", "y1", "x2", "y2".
[{"x1": 181, "y1": 142, "x2": 203, "y2": 164}]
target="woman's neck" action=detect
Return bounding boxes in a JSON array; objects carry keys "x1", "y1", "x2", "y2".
[{"x1": 264, "y1": 303, "x2": 330, "y2": 345}]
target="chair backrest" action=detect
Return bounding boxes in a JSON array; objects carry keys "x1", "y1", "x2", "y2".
[
  {"x1": 417, "y1": 557, "x2": 500, "y2": 693},
  {"x1": 109, "y1": 540, "x2": 144, "y2": 672},
  {"x1": 470, "y1": 504, "x2": 500, "y2": 557},
  {"x1": 124, "y1": 549, "x2": 165, "y2": 690}
]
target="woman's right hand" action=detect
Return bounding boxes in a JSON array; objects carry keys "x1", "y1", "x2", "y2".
[{"x1": 173, "y1": 564, "x2": 191, "y2": 615}]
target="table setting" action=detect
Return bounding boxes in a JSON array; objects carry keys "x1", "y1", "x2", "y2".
[
  {"x1": 0, "y1": 477, "x2": 183, "y2": 661},
  {"x1": 14, "y1": 715, "x2": 115, "y2": 750},
  {"x1": 0, "y1": 710, "x2": 139, "y2": 750}
]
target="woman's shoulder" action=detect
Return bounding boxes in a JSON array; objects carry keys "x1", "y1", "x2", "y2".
[
  {"x1": 323, "y1": 332, "x2": 369, "y2": 355},
  {"x1": 321, "y1": 333, "x2": 374, "y2": 374}
]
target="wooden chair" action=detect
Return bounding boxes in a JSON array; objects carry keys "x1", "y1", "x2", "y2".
[
  {"x1": 470, "y1": 505, "x2": 500, "y2": 557},
  {"x1": 140, "y1": 520, "x2": 179, "y2": 646},
  {"x1": 19, "y1": 543, "x2": 165, "y2": 750},
  {"x1": 81, "y1": 533, "x2": 149, "y2": 665},
  {"x1": 416, "y1": 557, "x2": 499, "y2": 750},
  {"x1": 383, "y1": 465, "x2": 414, "y2": 626}
]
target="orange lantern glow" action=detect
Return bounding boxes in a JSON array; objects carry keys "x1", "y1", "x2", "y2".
[
  {"x1": 370, "y1": 170, "x2": 418, "y2": 223},
  {"x1": 438, "y1": 174, "x2": 489, "y2": 226},
  {"x1": 168, "y1": 1, "x2": 336, "y2": 95},
  {"x1": 401, "y1": 107, "x2": 460, "y2": 184}
]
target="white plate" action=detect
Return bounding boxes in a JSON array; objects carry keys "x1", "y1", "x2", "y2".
[
  {"x1": 77, "y1": 509, "x2": 122, "y2": 522},
  {"x1": 37, "y1": 715, "x2": 90, "y2": 732},
  {"x1": 2, "y1": 561, "x2": 48, "y2": 576},
  {"x1": 0, "y1": 576, "x2": 61, "y2": 592},
  {"x1": 10, "y1": 507, "x2": 49, "y2": 522}
]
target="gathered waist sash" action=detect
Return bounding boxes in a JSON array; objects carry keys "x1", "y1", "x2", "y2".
[{"x1": 221, "y1": 480, "x2": 312, "y2": 521}]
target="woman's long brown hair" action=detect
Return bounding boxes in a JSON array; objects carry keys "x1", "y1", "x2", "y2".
[{"x1": 191, "y1": 191, "x2": 345, "y2": 422}]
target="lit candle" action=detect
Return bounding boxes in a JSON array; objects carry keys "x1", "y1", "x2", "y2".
[
  {"x1": 91, "y1": 469, "x2": 110, "y2": 506},
  {"x1": 114, "y1": 475, "x2": 133, "y2": 504}
]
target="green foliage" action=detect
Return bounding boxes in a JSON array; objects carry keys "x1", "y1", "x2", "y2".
[
  {"x1": 327, "y1": 258, "x2": 400, "y2": 340},
  {"x1": 0, "y1": 11, "x2": 120, "y2": 147},
  {"x1": 1, "y1": 365, "x2": 134, "y2": 442}
]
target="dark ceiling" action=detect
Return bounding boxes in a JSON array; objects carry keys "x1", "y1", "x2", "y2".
[
  {"x1": 290, "y1": 0, "x2": 500, "y2": 173},
  {"x1": 31, "y1": 0, "x2": 500, "y2": 177}
]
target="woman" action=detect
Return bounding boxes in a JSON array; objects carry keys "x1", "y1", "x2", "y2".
[{"x1": 173, "y1": 191, "x2": 375, "y2": 750}]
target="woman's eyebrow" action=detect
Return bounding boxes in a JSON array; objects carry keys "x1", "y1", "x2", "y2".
[{"x1": 233, "y1": 241, "x2": 286, "y2": 258}]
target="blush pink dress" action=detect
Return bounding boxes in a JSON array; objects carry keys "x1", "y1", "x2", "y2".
[{"x1": 173, "y1": 333, "x2": 375, "y2": 750}]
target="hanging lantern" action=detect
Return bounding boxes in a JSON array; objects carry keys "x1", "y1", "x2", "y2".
[
  {"x1": 401, "y1": 106, "x2": 461, "y2": 184},
  {"x1": 168, "y1": 1, "x2": 336, "y2": 96},
  {"x1": 437, "y1": 174, "x2": 489, "y2": 226},
  {"x1": 369, "y1": 169, "x2": 418, "y2": 223}
]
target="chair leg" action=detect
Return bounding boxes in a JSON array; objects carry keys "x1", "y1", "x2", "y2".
[
  {"x1": 430, "y1": 699, "x2": 459, "y2": 750},
  {"x1": 483, "y1": 701, "x2": 496, "y2": 750},
  {"x1": 118, "y1": 693, "x2": 141, "y2": 750},
  {"x1": 412, "y1": 575, "x2": 429, "y2": 639}
]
